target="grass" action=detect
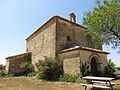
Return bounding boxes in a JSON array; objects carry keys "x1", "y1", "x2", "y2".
[
  {"x1": 0, "y1": 69, "x2": 120, "y2": 90},
  {"x1": 113, "y1": 80, "x2": 120, "y2": 90},
  {"x1": 0, "y1": 76, "x2": 87, "y2": 90},
  {"x1": 0, "y1": 76, "x2": 119, "y2": 90},
  {"x1": 114, "y1": 69, "x2": 120, "y2": 78}
]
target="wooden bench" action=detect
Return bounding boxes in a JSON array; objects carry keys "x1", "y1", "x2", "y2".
[
  {"x1": 80, "y1": 83, "x2": 110, "y2": 90},
  {"x1": 92, "y1": 81, "x2": 115, "y2": 84},
  {"x1": 91, "y1": 81, "x2": 119, "y2": 85},
  {"x1": 82, "y1": 76, "x2": 117, "y2": 90}
]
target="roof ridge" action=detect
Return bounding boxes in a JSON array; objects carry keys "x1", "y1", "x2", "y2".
[{"x1": 26, "y1": 16, "x2": 86, "y2": 40}]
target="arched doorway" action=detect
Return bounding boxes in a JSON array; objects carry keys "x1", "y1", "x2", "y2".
[{"x1": 90, "y1": 56, "x2": 101, "y2": 76}]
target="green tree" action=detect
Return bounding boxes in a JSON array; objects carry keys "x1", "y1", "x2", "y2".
[
  {"x1": 83, "y1": 0, "x2": 120, "y2": 50},
  {"x1": 0, "y1": 64, "x2": 4, "y2": 69}
]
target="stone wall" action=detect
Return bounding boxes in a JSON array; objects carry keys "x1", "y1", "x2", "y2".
[
  {"x1": 26, "y1": 19, "x2": 56, "y2": 70},
  {"x1": 59, "y1": 50, "x2": 80, "y2": 75},
  {"x1": 97, "y1": 53, "x2": 108, "y2": 74},
  {"x1": 59, "y1": 49, "x2": 108, "y2": 76},
  {"x1": 5, "y1": 52, "x2": 31, "y2": 75},
  {"x1": 56, "y1": 18, "x2": 95, "y2": 52},
  {"x1": 79, "y1": 50, "x2": 108, "y2": 75},
  {"x1": 26, "y1": 17, "x2": 98, "y2": 72},
  {"x1": 25, "y1": 16, "x2": 107, "y2": 75},
  {"x1": 5, "y1": 16, "x2": 108, "y2": 76}
]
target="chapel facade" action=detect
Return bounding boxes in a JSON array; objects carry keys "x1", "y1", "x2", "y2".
[{"x1": 6, "y1": 13, "x2": 109, "y2": 76}]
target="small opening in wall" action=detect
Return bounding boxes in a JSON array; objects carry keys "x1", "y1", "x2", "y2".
[
  {"x1": 67, "y1": 36, "x2": 71, "y2": 41},
  {"x1": 26, "y1": 48, "x2": 28, "y2": 52}
]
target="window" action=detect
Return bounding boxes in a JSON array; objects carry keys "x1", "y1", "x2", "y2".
[
  {"x1": 26, "y1": 48, "x2": 28, "y2": 52},
  {"x1": 67, "y1": 36, "x2": 71, "y2": 41}
]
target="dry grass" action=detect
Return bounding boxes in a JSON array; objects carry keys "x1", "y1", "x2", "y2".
[
  {"x1": 0, "y1": 76, "x2": 119, "y2": 90},
  {"x1": 0, "y1": 76, "x2": 87, "y2": 90}
]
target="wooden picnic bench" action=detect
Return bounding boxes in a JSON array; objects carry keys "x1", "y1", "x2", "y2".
[
  {"x1": 80, "y1": 83, "x2": 110, "y2": 89},
  {"x1": 80, "y1": 76, "x2": 117, "y2": 90}
]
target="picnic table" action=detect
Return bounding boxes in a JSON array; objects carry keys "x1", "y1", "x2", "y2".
[{"x1": 80, "y1": 76, "x2": 116, "y2": 90}]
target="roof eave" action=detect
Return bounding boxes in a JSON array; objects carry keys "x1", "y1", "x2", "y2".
[
  {"x1": 60, "y1": 47, "x2": 110, "y2": 55},
  {"x1": 6, "y1": 52, "x2": 32, "y2": 59},
  {"x1": 26, "y1": 16, "x2": 86, "y2": 41}
]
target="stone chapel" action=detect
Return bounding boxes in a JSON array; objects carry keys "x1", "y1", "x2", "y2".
[{"x1": 6, "y1": 13, "x2": 109, "y2": 76}]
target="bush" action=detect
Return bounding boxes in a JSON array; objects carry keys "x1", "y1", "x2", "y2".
[
  {"x1": 105, "y1": 59, "x2": 116, "y2": 77},
  {"x1": 75, "y1": 77, "x2": 86, "y2": 83},
  {"x1": 59, "y1": 74, "x2": 78, "y2": 82},
  {"x1": 105, "y1": 65, "x2": 116, "y2": 77},
  {"x1": 27, "y1": 72, "x2": 37, "y2": 77},
  {"x1": 36, "y1": 56, "x2": 63, "y2": 81},
  {"x1": 0, "y1": 72, "x2": 14, "y2": 77},
  {"x1": 16, "y1": 61, "x2": 34, "y2": 76},
  {"x1": 20, "y1": 61, "x2": 34, "y2": 71},
  {"x1": 117, "y1": 67, "x2": 120, "y2": 70},
  {"x1": 0, "y1": 64, "x2": 4, "y2": 69},
  {"x1": 108, "y1": 59, "x2": 115, "y2": 67},
  {"x1": 80, "y1": 62, "x2": 91, "y2": 77}
]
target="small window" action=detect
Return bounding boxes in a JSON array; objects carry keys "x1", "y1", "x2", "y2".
[
  {"x1": 26, "y1": 48, "x2": 28, "y2": 52},
  {"x1": 67, "y1": 36, "x2": 71, "y2": 41}
]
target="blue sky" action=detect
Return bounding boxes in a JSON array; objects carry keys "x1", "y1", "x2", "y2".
[{"x1": 0, "y1": 0, "x2": 120, "y2": 66}]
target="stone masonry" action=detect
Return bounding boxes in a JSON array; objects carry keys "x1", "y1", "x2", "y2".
[
  {"x1": 59, "y1": 46, "x2": 109, "y2": 75},
  {"x1": 6, "y1": 13, "x2": 109, "y2": 75},
  {"x1": 26, "y1": 16, "x2": 95, "y2": 70},
  {"x1": 6, "y1": 52, "x2": 31, "y2": 74}
]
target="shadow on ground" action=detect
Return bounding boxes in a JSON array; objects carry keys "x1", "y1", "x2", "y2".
[
  {"x1": 90, "y1": 87, "x2": 117, "y2": 90},
  {"x1": 114, "y1": 74, "x2": 120, "y2": 80}
]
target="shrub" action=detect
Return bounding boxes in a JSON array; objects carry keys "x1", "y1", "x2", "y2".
[
  {"x1": 59, "y1": 74, "x2": 78, "y2": 82},
  {"x1": 108, "y1": 59, "x2": 116, "y2": 67},
  {"x1": 17, "y1": 61, "x2": 34, "y2": 76},
  {"x1": 80, "y1": 62, "x2": 91, "y2": 77},
  {"x1": 75, "y1": 77, "x2": 86, "y2": 83},
  {"x1": 5, "y1": 73, "x2": 14, "y2": 77},
  {"x1": 36, "y1": 56, "x2": 63, "y2": 81},
  {"x1": 27, "y1": 71, "x2": 37, "y2": 77},
  {"x1": 20, "y1": 61, "x2": 34, "y2": 71},
  {"x1": 0, "y1": 72, "x2": 14, "y2": 77},
  {"x1": 0, "y1": 64, "x2": 4, "y2": 69},
  {"x1": 105, "y1": 59, "x2": 116, "y2": 77},
  {"x1": 118, "y1": 67, "x2": 120, "y2": 70},
  {"x1": 105, "y1": 66, "x2": 116, "y2": 77}
]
